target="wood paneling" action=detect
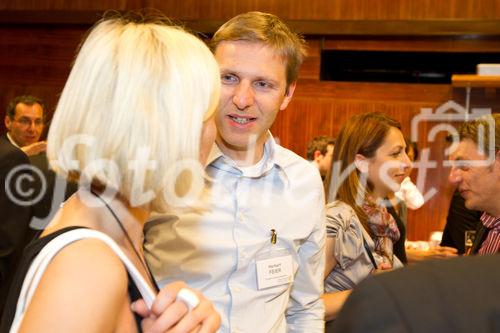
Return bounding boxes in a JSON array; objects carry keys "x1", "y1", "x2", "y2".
[
  {"x1": 1, "y1": 1, "x2": 500, "y2": 36},
  {"x1": 0, "y1": 26, "x2": 86, "y2": 126},
  {"x1": 323, "y1": 37, "x2": 500, "y2": 52},
  {"x1": 2, "y1": 0, "x2": 500, "y2": 19}
]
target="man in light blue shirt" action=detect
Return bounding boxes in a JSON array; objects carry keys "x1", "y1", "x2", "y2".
[{"x1": 145, "y1": 11, "x2": 326, "y2": 333}]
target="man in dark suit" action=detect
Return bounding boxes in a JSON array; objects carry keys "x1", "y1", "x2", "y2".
[
  {"x1": 333, "y1": 254, "x2": 500, "y2": 332},
  {"x1": 3, "y1": 95, "x2": 76, "y2": 228},
  {"x1": 0, "y1": 132, "x2": 34, "y2": 314},
  {"x1": 440, "y1": 190, "x2": 482, "y2": 254},
  {"x1": 1, "y1": 95, "x2": 62, "y2": 314}
]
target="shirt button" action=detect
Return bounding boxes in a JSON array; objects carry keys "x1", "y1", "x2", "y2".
[{"x1": 233, "y1": 286, "x2": 241, "y2": 293}]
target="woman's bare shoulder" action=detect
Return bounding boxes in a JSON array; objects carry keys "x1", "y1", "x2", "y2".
[{"x1": 18, "y1": 238, "x2": 130, "y2": 333}]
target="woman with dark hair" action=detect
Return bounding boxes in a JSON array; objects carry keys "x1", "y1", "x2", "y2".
[{"x1": 323, "y1": 112, "x2": 412, "y2": 322}]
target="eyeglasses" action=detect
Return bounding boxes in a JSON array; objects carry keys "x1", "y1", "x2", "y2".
[{"x1": 14, "y1": 117, "x2": 44, "y2": 127}]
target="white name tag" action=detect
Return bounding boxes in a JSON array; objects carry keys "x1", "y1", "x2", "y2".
[{"x1": 256, "y1": 255, "x2": 293, "y2": 290}]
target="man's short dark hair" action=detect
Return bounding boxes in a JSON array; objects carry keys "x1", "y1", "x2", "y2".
[
  {"x1": 458, "y1": 114, "x2": 499, "y2": 154},
  {"x1": 6, "y1": 95, "x2": 45, "y2": 119},
  {"x1": 306, "y1": 135, "x2": 335, "y2": 160}
]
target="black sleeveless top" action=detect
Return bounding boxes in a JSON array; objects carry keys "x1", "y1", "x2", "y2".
[{"x1": 0, "y1": 226, "x2": 157, "y2": 332}]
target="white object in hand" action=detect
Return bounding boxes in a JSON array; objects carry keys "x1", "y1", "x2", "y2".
[
  {"x1": 176, "y1": 288, "x2": 200, "y2": 311},
  {"x1": 395, "y1": 177, "x2": 424, "y2": 210}
]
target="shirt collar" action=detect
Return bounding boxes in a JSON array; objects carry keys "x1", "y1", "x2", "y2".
[
  {"x1": 481, "y1": 212, "x2": 500, "y2": 230},
  {"x1": 6, "y1": 132, "x2": 20, "y2": 148},
  {"x1": 206, "y1": 131, "x2": 293, "y2": 182}
]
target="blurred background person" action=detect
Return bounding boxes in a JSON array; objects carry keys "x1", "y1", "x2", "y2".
[
  {"x1": 0, "y1": 100, "x2": 35, "y2": 315},
  {"x1": 441, "y1": 190, "x2": 482, "y2": 254},
  {"x1": 5, "y1": 95, "x2": 77, "y2": 228},
  {"x1": 1, "y1": 13, "x2": 221, "y2": 332},
  {"x1": 307, "y1": 135, "x2": 335, "y2": 181},
  {"x1": 323, "y1": 112, "x2": 410, "y2": 325},
  {"x1": 449, "y1": 114, "x2": 500, "y2": 255},
  {"x1": 441, "y1": 134, "x2": 482, "y2": 255},
  {"x1": 4, "y1": 95, "x2": 46, "y2": 157}
]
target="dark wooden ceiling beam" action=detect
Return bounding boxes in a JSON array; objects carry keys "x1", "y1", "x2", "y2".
[{"x1": 1, "y1": 10, "x2": 499, "y2": 36}]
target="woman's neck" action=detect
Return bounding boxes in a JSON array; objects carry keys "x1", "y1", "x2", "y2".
[
  {"x1": 369, "y1": 189, "x2": 387, "y2": 203},
  {"x1": 44, "y1": 190, "x2": 149, "y2": 250}
]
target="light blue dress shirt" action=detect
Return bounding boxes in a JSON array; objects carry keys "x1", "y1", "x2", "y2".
[{"x1": 144, "y1": 134, "x2": 326, "y2": 333}]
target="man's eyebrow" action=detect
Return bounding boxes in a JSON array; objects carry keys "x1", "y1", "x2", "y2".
[{"x1": 255, "y1": 76, "x2": 278, "y2": 84}]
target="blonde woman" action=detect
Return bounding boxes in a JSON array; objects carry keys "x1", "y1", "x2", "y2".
[{"x1": 1, "y1": 14, "x2": 220, "y2": 333}]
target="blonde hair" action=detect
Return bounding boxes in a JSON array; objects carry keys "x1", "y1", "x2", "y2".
[
  {"x1": 47, "y1": 15, "x2": 220, "y2": 212},
  {"x1": 210, "y1": 11, "x2": 306, "y2": 89}
]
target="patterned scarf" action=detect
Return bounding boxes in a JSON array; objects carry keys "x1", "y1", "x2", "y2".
[{"x1": 362, "y1": 196, "x2": 400, "y2": 264}]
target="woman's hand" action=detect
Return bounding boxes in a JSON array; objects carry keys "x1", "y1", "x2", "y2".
[
  {"x1": 372, "y1": 262, "x2": 393, "y2": 275},
  {"x1": 132, "y1": 281, "x2": 221, "y2": 333}
]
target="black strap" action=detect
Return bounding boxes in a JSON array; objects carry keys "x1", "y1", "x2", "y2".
[{"x1": 363, "y1": 237, "x2": 378, "y2": 270}]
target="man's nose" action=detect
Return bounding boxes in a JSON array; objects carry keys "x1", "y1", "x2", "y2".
[
  {"x1": 27, "y1": 121, "x2": 36, "y2": 131},
  {"x1": 232, "y1": 81, "x2": 254, "y2": 110},
  {"x1": 449, "y1": 167, "x2": 461, "y2": 184}
]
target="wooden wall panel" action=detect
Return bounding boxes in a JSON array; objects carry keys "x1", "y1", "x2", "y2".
[
  {"x1": 323, "y1": 37, "x2": 500, "y2": 52},
  {"x1": 2, "y1": 0, "x2": 500, "y2": 20},
  {"x1": 0, "y1": 26, "x2": 86, "y2": 131}
]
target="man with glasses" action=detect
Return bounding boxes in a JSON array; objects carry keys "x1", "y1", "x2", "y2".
[
  {"x1": 4, "y1": 95, "x2": 46, "y2": 156},
  {"x1": 0, "y1": 95, "x2": 44, "y2": 314}
]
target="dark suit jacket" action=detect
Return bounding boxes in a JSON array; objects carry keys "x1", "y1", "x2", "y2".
[
  {"x1": 0, "y1": 135, "x2": 33, "y2": 314},
  {"x1": 470, "y1": 222, "x2": 489, "y2": 255},
  {"x1": 334, "y1": 254, "x2": 500, "y2": 333},
  {"x1": 441, "y1": 190, "x2": 482, "y2": 254},
  {"x1": 28, "y1": 151, "x2": 77, "y2": 225}
]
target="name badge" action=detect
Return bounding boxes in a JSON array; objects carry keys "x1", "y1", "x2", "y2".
[{"x1": 256, "y1": 255, "x2": 293, "y2": 290}]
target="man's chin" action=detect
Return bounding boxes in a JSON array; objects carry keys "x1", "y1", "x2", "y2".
[{"x1": 463, "y1": 198, "x2": 479, "y2": 212}]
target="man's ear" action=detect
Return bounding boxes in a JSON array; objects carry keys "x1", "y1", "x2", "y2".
[
  {"x1": 279, "y1": 81, "x2": 296, "y2": 111},
  {"x1": 354, "y1": 154, "x2": 369, "y2": 173},
  {"x1": 4, "y1": 116, "x2": 11, "y2": 131},
  {"x1": 313, "y1": 150, "x2": 323, "y2": 161}
]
